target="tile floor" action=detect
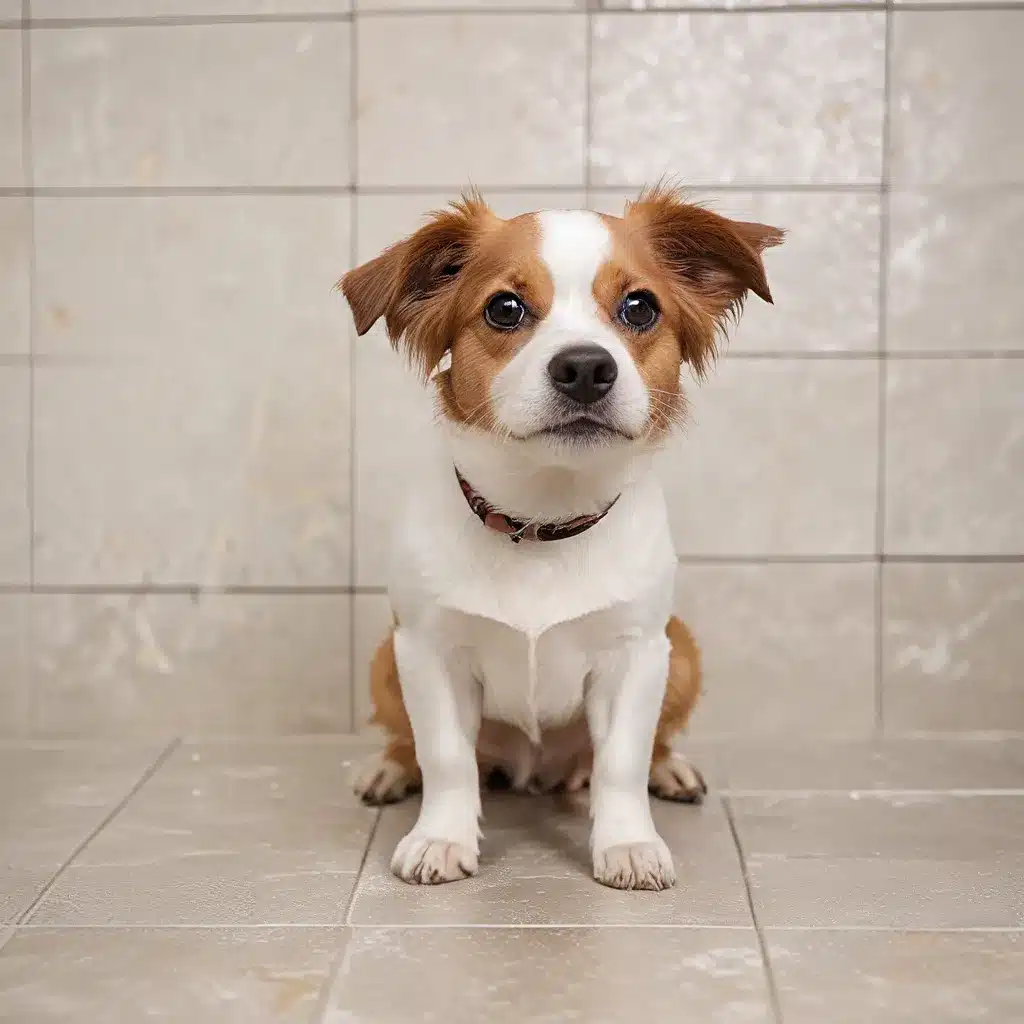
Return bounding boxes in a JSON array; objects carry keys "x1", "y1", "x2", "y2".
[{"x1": 1, "y1": 736, "x2": 1022, "y2": 1022}]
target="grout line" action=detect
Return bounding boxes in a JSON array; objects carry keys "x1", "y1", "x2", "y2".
[
  {"x1": 723, "y1": 796, "x2": 784, "y2": 1024},
  {"x1": 20, "y1": 0, "x2": 34, "y2": 595},
  {"x1": 7, "y1": 921, "x2": 1024, "y2": 932},
  {"x1": 873, "y1": 0, "x2": 895, "y2": 739},
  {"x1": 348, "y1": 16, "x2": 360, "y2": 733},
  {"x1": 16, "y1": 3, "x2": 1024, "y2": 25},
  {"x1": 723, "y1": 788, "x2": 1024, "y2": 798},
  {"x1": 342, "y1": 809, "x2": 382, "y2": 927},
  {"x1": 14, "y1": 738, "x2": 182, "y2": 926}
]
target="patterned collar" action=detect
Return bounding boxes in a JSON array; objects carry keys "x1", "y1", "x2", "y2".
[{"x1": 455, "y1": 467, "x2": 620, "y2": 544}]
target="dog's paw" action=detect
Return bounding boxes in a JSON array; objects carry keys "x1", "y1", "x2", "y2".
[
  {"x1": 353, "y1": 752, "x2": 420, "y2": 806},
  {"x1": 593, "y1": 840, "x2": 676, "y2": 891},
  {"x1": 391, "y1": 834, "x2": 479, "y2": 885},
  {"x1": 648, "y1": 752, "x2": 707, "y2": 804}
]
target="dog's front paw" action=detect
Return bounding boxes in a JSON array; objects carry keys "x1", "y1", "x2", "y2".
[
  {"x1": 391, "y1": 833, "x2": 479, "y2": 885},
  {"x1": 353, "y1": 752, "x2": 420, "y2": 806},
  {"x1": 649, "y1": 752, "x2": 707, "y2": 804},
  {"x1": 593, "y1": 840, "x2": 676, "y2": 891}
]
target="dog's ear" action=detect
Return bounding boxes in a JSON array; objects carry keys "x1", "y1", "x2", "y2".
[
  {"x1": 627, "y1": 184, "x2": 784, "y2": 378},
  {"x1": 339, "y1": 191, "x2": 492, "y2": 378}
]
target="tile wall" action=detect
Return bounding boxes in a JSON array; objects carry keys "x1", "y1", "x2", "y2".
[{"x1": 0, "y1": 0, "x2": 1020, "y2": 737}]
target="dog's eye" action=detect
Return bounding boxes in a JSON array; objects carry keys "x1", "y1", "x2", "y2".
[
  {"x1": 618, "y1": 291, "x2": 659, "y2": 332},
  {"x1": 484, "y1": 292, "x2": 526, "y2": 331}
]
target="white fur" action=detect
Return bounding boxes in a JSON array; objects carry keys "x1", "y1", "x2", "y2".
[{"x1": 384, "y1": 210, "x2": 678, "y2": 889}]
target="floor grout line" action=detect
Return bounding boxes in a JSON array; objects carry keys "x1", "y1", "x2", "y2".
[
  {"x1": 342, "y1": 809, "x2": 382, "y2": 927},
  {"x1": 14, "y1": 738, "x2": 181, "y2": 927},
  {"x1": 723, "y1": 796, "x2": 785, "y2": 1024}
]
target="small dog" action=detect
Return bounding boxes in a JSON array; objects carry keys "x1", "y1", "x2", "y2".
[{"x1": 341, "y1": 185, "x2": 782, "y2": 890}]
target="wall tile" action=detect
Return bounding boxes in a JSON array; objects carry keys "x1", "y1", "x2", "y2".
[
  {"x1": 0, "y1": 596, "x2": 28, "y2": 737},
  {"x1": 0, "y1": 29, "x2": 22, "y2": 187},
  {"x1": 890, "y1": 12, "x2": 1024, "y2": 187},
  {"x1": 357, "y1": 15, "x2": 586, "y2": 187},
  {"x1": 33, "y1": 196, "x2": 351, "y2": 586},
  {"x1": 33, "y1": 1, "x2": 351, "y2": 15},
  {"x1": 885, "y1": 359, "x2": 1024, "y2": 555},
  {"x1": 590, "y1": 13, "x2": 885, "y2": 186},
  {"x1": 591, "y1": 189, "x2": 881, "y2": 353},
  {"x1": 0, "y1": 2, "x2": 20, "y2": 22},
  {"x1": 31, "y1": 593, "x2": 352, "y2": 736},
  {"x1": 31, "y1": 23, "x2": 351, "y2": 188},
  {"x1": 661, "y1": 359, "x2": 879, "y2": 557},
  {"x1": 0, "y1": 198, "x2": 29, "y2": 355},
  {"x1": 676, "y1": 564, "x2": 876, "y2": 738},
  {"x1": 887, "y1": 188, "x2": 1024, "y2": 353},
  {"x1": 883, "y1": 563, "x2": 1024, "y2": 733},
  {"x1": 0, "y1": 366, "x2": 29, "y2": 585}
]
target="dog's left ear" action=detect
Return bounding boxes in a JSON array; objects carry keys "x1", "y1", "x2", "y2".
[{"x1": 627, "y1": 185, "x2": 784, "y2": 377}]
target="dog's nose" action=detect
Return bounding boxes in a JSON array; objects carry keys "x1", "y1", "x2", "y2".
[{"x1": 547, "y1": 344, "x2": 618, "y2": 405}]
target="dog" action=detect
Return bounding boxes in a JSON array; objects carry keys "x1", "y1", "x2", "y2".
[{"x1": 340, "y1": 185, "x2": 782, "y2": 890}]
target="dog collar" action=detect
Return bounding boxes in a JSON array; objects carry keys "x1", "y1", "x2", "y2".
[{"x1": 455, "y1": 467, "x2": 619, "y2": 544}]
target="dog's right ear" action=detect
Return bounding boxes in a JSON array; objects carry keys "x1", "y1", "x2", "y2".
[{"x1": 339, "y1": 191, "x2": 493, "y2": 378}]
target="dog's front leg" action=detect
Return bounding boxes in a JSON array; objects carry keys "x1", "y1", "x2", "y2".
[
  {"x1": 586, "y1": 632, "x2": 676, "y2": 891},
  {"x1": 389, "y1": 628, "x2": 482, "y2": 885}
]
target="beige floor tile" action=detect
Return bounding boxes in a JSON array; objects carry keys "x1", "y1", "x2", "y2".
[
  {"x1": 749, "y1": 856, "x2": 1023, "y2": 928},
  {"x1": 890, "y1": 12, "x2": 1024, "y2": 186},
  {"x1": 31, "y1": 594, "x2": 353, "y2": 736},
  {"x1": 720, "y1": 737, "x2": 1024, "y2": 793},
  {"x1": 325, "y1": 927, "x2": 772, "y2": 1024},
  {"x1": 661, "y1": 359, "x2": 879, "y2": 556},
  {"x1": 0, "y1": 927, "x2": 348, "y2": 1024},
  {"x1": 734, "y1": 794, "x2": 1024, "y2": 928},
  {"x1": 31, "y1": 23, "x2": 350, "y2": 188},
  {"x1": 769, "y1": 931, "x2": 1024, "y2": 1024},
  {"x1": 0, "y1": 199, "x2": 29, "y2": 356},
  {"x1": 677, "y1": 564, "x2": 876, "y2": 738},
  {"x1": 0, "y1": 30, "x2": 21, "y2": 188},
  {"x1": 732, "y1": 793, "x2": 1024, "y2": 860},
  {"x1": 885, "y1": 360, "x2": 1024, "y2": 555},
  {"x1": 349, "y1": 794, "x2": 751, "y2": 926},
  {"x1": 883, "y1": 563, "x2": 1024, "y2": 733},
  {"x1": 0, "y1": 595, "x2": 28, "y2": 738},
  {"x1": 0, "y1": 744, "x2": 163, "y2": 921},
  {"x1": 31, "y1": 741, "x2": 377, "y2": 925},
  {"x1": 590, "y1": 189, "x2": 881, "y2": 354},
  {"x1": 0, "y1": 745, "x2": 165, "y2": 869},
  {"x1": 887, "y1": 188, "x2": 1024, "y2": 353},
  {"x1": 0, "y1": 870, "x2": 53, "y2": 927},
  {"x1": 357, "y1": 15, "x2": 585, "y2": 187},
  {"x1": 590, "y1": 12, "x2": 885, "y2": 186},
  {"x1": 0, "y1": 367, "x2": 28, "y2": 587}
]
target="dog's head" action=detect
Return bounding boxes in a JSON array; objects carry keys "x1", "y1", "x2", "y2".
[{"x1": 341, "y1": 186, "x2": 782, "y2": 463}]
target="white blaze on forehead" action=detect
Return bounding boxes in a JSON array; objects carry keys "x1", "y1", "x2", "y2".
[{"x1": 537, "y1": 210, "x2": 611, "y2": 311}]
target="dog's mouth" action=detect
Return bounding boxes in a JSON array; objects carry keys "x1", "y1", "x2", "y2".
[{"x1": 518, "y1": 417, "x2": 632, "y2": 446}]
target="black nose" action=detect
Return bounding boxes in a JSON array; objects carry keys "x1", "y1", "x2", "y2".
[{"x1": 547, "y1": 344, "x2": 618, "y2": 405}]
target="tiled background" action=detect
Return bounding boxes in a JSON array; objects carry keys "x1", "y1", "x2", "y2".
[{"x1": 0, "y1": 1, "x2": 1021, "y2": 740}]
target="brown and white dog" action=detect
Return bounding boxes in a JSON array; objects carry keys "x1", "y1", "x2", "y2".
[{"x1": 340, "y1": 185, "x2": 782, "y2": 890}]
